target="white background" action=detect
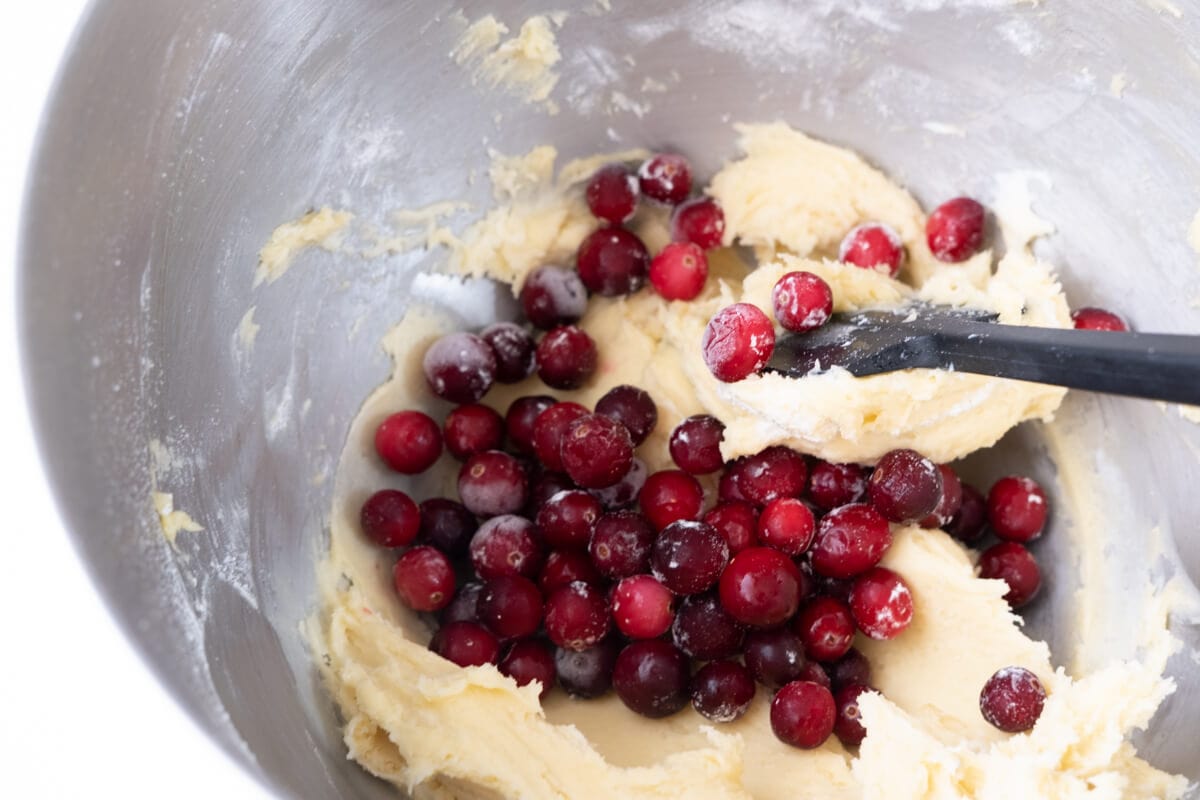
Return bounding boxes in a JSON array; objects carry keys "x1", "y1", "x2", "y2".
[{"x1": 1, "y1": 4, "x2": 270, "y2": 798}]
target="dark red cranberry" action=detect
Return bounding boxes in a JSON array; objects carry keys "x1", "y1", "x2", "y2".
[
  {"x1": 1072, "y1": 307, "x2": 1128, "y2": 332},
  {"x1": 669, "y1": 414, "x2": 726, "y2": 474},
  {"x1": 481, "y1": 322, "x2": 536, "y2": 384},
  {"x1": 834, "y1": 683, "x2": 872, "y2": 746},
  {"x1": 979, "y1": 542, "x2": 1042, "y2": 608},
  {"x1": 810, "y1": 503, "x2": 892, "y2": 579},
  {"x1": 691, "y1": 660, "x2": 756, "y2": 723},
  {"x1": 987, "y1": 476, "x2": 1048, "y2": 542},
  {"x1": 499, "y1": 639, "x2": 556, "y2": 698},
  {"x1": 394, "y1": 546, "x2": 456, "y2": 611},
  {"x1": 868, "y1": 448, "x2": 943, "y2": 524},
  {"x1": 536, "y1": 325, "x2": 598, "y2": 390},
  {"x1": 576, "y1": 227, "x2": 650, "y2": 296},
  {"x1": 527, "y1": 471, "x2": 575, "y2": 514},
  {"x1": 849, "y1": 567, "x2": 914, "y2": 640},
  {"x1": 638, "y1": 153, "x2": 692, "y2": 205},
  {"x1": 478, "y1": 575, "x2": 544, "y2": 639},
  {"x1": 739, "y1": 446, "x2": 808, "y2": 506},
  {"x1": 555, "y1": 638, "x2": 620, "y2": 698},
  {"x1": 795, "y1": 596, "x2": 856, "y2": 662},
  {"x1": 807, "y1": 461, "x2": 868, "y2": 511},
  {"x1": 718, "y1": 457, "x2": 754, "y2": 504},
  {"x1": 651, "y1": 520, "x2": 730, "y2": 595},
  {"x1": 505, "y1": 395, "x2": 556, "y2": 457},
  {"x1": 360, "y1": 489, "x2": 421, "y2": 548},
  {"x1": 612, "y1": 640, "x2": 691, "y2": 718},
  {"x1": 829, "y1": 648, "x2": 872, "y2": 690},
  {"x1": 772, "y1": 271, "x2": 834, "y2": 333},
  {"x1": 649, "y1": 241, "x2": 709, "y2": 301},
  {"x1": 430, "y1": 621, "x2": 500, "y2": 667},
  {"x1": 704, "y1": 501, "x2": 759, "y2": 554},
  {"x1": 671, "y1": 196, "x2": 726, "y2": 250},
  {"x1": 469, "y1": 514, "x2": 543, "y2": 579},
  {"x1": 423, "y1": 332, "x2": 497, "y2": 403},
  {"x1": 814, "y1": 574, "x2": 854, "y2": 603},
  {"x1": 589, "y1": 510, "x2": 656, "y2": 579},
  {"x1": 839, "y1": 222, "x2": 905, "y2": 278},
  {"x1": 757, "y1": 497, "x2": 816, "y2": 556},
  {"x1": 612, "y1": 574, "x2": 675, "y2": 639},
  {"x1": 544, "y1": 581, "x2": 610, "y2": 650},
  {"x1": 719, "y1": 547, "x2": 803, "y2": 627},
  {"x1": 595, "y1": 384, "x2": 658, "y2": 445},
  {"x1": 797, "y1": 661, "x2": 832, "y2": 689},
  {"x1": 375, "y1": 411, "x2": 443, "y2": 474},
  {"x1": 440, "y1": 581, "x2": 484, "y2": 625},
  {"x1": 926, "y1": 197, "x2": 985, "y2": 263},
  {"x1": 671, "y1": 592, "x2": 745, "y2": 660},
  {"x1": 771, "y1": 680, "x2": 836, "y2": 749},
  {"x1": 744, "y1": 627, "x2": 808, "y2": 689},
  {"x1": 458, "y1": 450, "x2": 529, "y2": 517},
  {"x1": 586, "y1": 163, "x2": 640, "y2": 224},
  {"x1": 639, "y1": 470, "x2": 704, "y2": 531},
  {"x1": 946, "y1": 483, "x2": 988, "y2": 543},
  {"x1": 444, "y1": 404, "x2": 505, "y2": 460},
  {"x1": 561, "y1": 414, "x2": 634, "y2": 489},
  {"x1": 520, "y1": 265, "x2": 589, "y2": 330},
  {"x1": 702, "y1": 303, "x2": 775, "y2": 382},
  {"x1": 590, "y1": 458, "x2": 647, "y2": 509},
  {"x1": 536, "y1": 489, "x2": 601, "y2": 550},
  {"x1": 532, "y1": 402, "x2": 589, "y2": 471},
  {"x1": 920, "y1": 464, "x2": 963, "y2": 528},
  {"x1": 539, "y1": 549, "x2": 602, "y2": 593},
  {"x1": 980, "y1": 666, "x2": 1046, "y2": 732}
]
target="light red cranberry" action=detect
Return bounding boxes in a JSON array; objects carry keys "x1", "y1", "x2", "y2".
[
  {"x1": 757, "y1": 497, "x2": 816, "y2": 556},
  {"x1": 1071, "y1": 307, "x2": 1128, "y2": 332},
  {"x1": 430, "y1": 621, "x2": 500, "y2": 667},
  {"x1": 469, "y1": 514, "x2": 543, "y2": 579},
  {"x1": 611, "y1": 574, "x2": 675, "y2": 639},
  {"x1": 718, "y1": 546, "x2": 803, "y2": 627},
  {"x1": 561, "y1": 414, "x2": 634, "y2": 489},
  {"x1": 520, "y1": 265, "x2": 588, "y2": 330},
  {"x1": 544, "y1": 581, "x2": 611, "y2": 651},
  {"x1": 772, "y1": 271, "x2": 834, "y2": 332},
  {"x1": 671, "y1": 196, "x2": 726, "y2": 249},
  {"x1": 702, "y1": 303, "x2": 776, "y2": 382},
  {"x1": 920, "y1": 463, "x2": 963, "y2": 529},
  {"x1": 770, "y1": 680, "x2": 836, "y2": 749},
  {"x1": 394, "y1": 546, "x2": 456, "y2": 611},
  {"x1": 980, "y1": 666, "x2": 1046, "y2": 732},
  {"x1": 839, "y1": 222, "x2": 905, "y2": 277},
  {"x1": 669, "y1": 414, "x2": 726, "y2": 474},
  {"x1": 423, "y1": 331, "x2": 497, "y2": 403},
  {"x1": 360, "y1": 489, "x2": 421, "y2": 548},
  {"x1": 585, "y1": 163, "x2": 639, "y2": 224},
  {"x1": 848, "y1": 567, "x2": 914, "y2": 640},
  {"x1": 639, "y1": 469, "x2": 705, "y2": 531},
  {"x1": 576, "y1": 227, "x2": 650, "y2": 296},
  {"x1": 794, "y1": 596, "x2": 856, "y2": 662},
  {"x1": 987, "y1": 476, "x2": 1048, "y2": 542},
  {"x1": 444, "y1": 404, "x2": 505, "y2": 460},
  {"x1": 926, "y1": 197, "x2": 985, "y2": 262},
  {"x1": 807, "y1": 461, "x2": 868, "y2": 510},
  {"x1": 531, "y1": 401, "x2": 589, "y2": 471},
  {"x1": 704, "y1": 501, "x2": 760, "y2": 554},
  {"x1": 691, "y1": 660, "x2": 756, "y2": 723},
  {"x1": 810, "y1": 503, "x2": 892, "y2": 579},
  {"x1": 868, "y1": 448, "x2": 943, "y2": 524},
  {"x1": 612, "y1": 640, "x2": 691, "y2": 718},
  {"x1": 536, "y1": 325, "x2": 598, "y2": 390},
  {"x1": 978, "y1": 542, "x2": 1042, "y2": 608},
  {"x1": 458, "y1": 450, "x2": 529, "y2": 517},
  {"x1": 638, "y1": 153, "x2": 692, "y2": 205},
  {"x1": 374, "y1": 410, "x2": 442, "y2": 474},
  {"x1": 649, "y1": 241, "x2": 709, "y2": 301}
]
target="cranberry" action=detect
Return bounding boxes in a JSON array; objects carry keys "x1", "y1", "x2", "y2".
[
  {"x1": 980, "y1": 666, "x2": 1046, "y2": 733},
  {"x1": 1071, "y1": 306, "x2": 1128, "y2": 332},
  {"x1": 829, "y1": 648, "x2": 872, "y2": 690},
  {"x1": 798, "y1": 661, "x2": 832, "y2": 689},
  {"x1": 561, "y1": 414, "x2": 634, "y2": 489},
  {"x1": 671, "y1": 592, "x2": 745, "y2": 660},
  {"x1": 946, "y1": 483, "x2": 987, "y2": 543},
  {"x1": 520, "y1": 265, "x2": 588, "y2": 330},
  {"x1": 499, "y1": 639, "x2": 557, "y2": 698},
  {"x1": 374, "y1": 411, "x2": 443, "y2": 474},
  {"x1": 849, "y1": 567, "x2": 914, "y2": 640},
  {"x1": 920, "y1": 464, "x2": 963, "y2": 529},
  {"x1": 544, "y1": 581, "x2": 611, "y2": 650},
  {"x1": 739, "y1": 446, "x2": 808, "y2": 506},
  {"x1": 586, "y1": 163, "x2": 640, "y2": 224},
  {"x1": 744, "y1": 627, "x2": 808, "y2": 689},
  {"x1": 430, "y1": 621, "x2": 500, "y2": 667},
  {"x1": 478, "y1": 575, "x2": 544, "y2": 639},
  {"x1": 671, "y1": 196, "x2": 726, "y2": 250},
  {"x1": 591, "y1": 458, "x2": 647, "y2": 509},
  {"x1": 444, "y1": 404, "x2": 505, "y2": 460},
  {"x1": 612, "y1": 640, "x2": 691, "y2": 718},
  {"x1": 423, "y1": 332, "x2": 497, "y2": 404},
  {"x1": 771, "y1": 680, "x2": 836, "y2": 749},
  {"x1": 795, "y1": 596, "x2": 856, "y2": 662},
  {"x1": 480, "y1": 322, "x2": 536, "y2": 384},
  {"x1": 718, "y1": 457, "x2": 754, "y2": 504},
  {"x1": 702, "y1": 303, "x2": 776, "y2": 382},
  {"x1": 588, "y1": 510, "x2": 654, "y2": 579},
  {"x1": 719, "y1": 547, "x2": 803, "y2": 627},
  {"x1": 440, "y1": 581, "x2": 484, "y2": 625},
  {"x1": 638, "y1": 153, "x2": 692, "y2": 205},
  {"x1": 772, "y1": 271, "x2": 834, "y2": 333},
  {"x1": 469, "y1": 514, "x2": 543, "y2": 579},
  {"x1": 651, "y1": 520, "x2": 730, "y2": 595},
  {"x1": 536, "y1": 490, "x2": 601, "y2": 551},
  {"x1": 527, "y1": 471, "x2": 575, "y2": 513},
  {"x1": 595, "y1": 384, "x2": 658, "y2": 445},
  {"x1": 458, "y1": 451, "x2": 529, "y2": 517},
  {"x1": 834, "y1": 684, "x2": 872, "y2": 746},
  {"x1": 393, "y1": 546, "x2": 456, "y2": 611},
  {"x1": 807, "y1": 461, "x2": 868, "y2": 511},
  {"x1": 576, "y1": 227, "x2": 650, "y2": 296},
  {"x1": 669, "y1": 414, "x2": 726, "y2": 474},
  {"x1": 926, "y1": 197, "x2": 985, "y2": 263},
  {"x1": 815, "y1": 574, "x2": 855, "y2": 603},
  {"x1": 505, "y1": 395, "x2": 556, "y2": 457},
  {"x1": 639, "y1": 470, "x2": 704, "y2": 531},
  {"x1": 810, "y1": 503, "x2": 892, "y2": 579},
  {"x1": 555, "y1": 638, "x2": 620, "y2": 698},
  {"x1": 360, "y1": 489, "x2": 421, "y2": 548},
  {"x1": 692, "y1": 660, "x2": 756, "y2": 723},
  {"x1": 703, "y1": 501, "x2": 759, "y2": 554},
  {"x1": 536, "y1": 325, "x2": 598, "y2": 390},
  {"x1": 612, "y1": 574, "x2": 675, "y2": 639},
  {"x1": 649, "y1": 241, "x2": 709, "y2": 301},
  {"x1": 979, "y1": 542, "x2": 1042, "y2": 608},
  {"x1": 539, "y1": 549, "x2": 602, "y2": 593},
  {"x1": 868, "y1": 448, "x2": 943, "y2": 524},
  {"x1": 532, "y1": 402, "x2": 589, "y2": 471},
  {"x1": 839, "y1": 222, "x2": 905, "y2": 278},
  {"x1": 987, "y1": 476, "x2": 1048, "y2": 542},
  {"x1": 757, "y1": 497, "x2": 816, "y2": 556}
]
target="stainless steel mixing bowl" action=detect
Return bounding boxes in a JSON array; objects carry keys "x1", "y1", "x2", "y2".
[{"x1": 19, "y1": 1, "x2": 1200, "y2": 796}]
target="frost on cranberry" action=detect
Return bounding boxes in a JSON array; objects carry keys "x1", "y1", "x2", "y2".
[
  {"x1": 536, "y1": 325, "x2": 598, "y2": 390},
  {"x1": 479, "y1": 574, "x2": 544, "y2": 639},
  {"x1": 612, "y1": 640, "x2": 691, "y2": 718},
  {"x1": 536, "y1": 489, "x2": 602, "y2": 551},
  {"x1": 458, "y1": 450, "x2": 529, "y2": 517},
  {"x1": 669, "y1": 414, "x2": 726, "y2": 475},
  {"x1": 978, "y1": 542, "x2": 1042, "y2": 608},
  {"x1": 499, "y1": 640, "x2": 556, "y2": 699},
  {"x1": 561, "y1": 414, "x2": 634, "y2": 489},
  {"x1": 576, "y1": 227, "x2": 650, "y2": 296},
  {"x1": 920, "y1": 464, "x2": 964, "y2": 529},
  {"x1": 532, "y1": 402, "x2": 589, "y2": 472},
  {"x1": 838, "y1": 222, "x2": 905, "y2": 278},
  {"x1": 639, "y1": 469, "x2": 704, "y2": 531},
  {"x1": 744, "y1": 627, "x2": 808, "y2": 689},
  {"x1": 612, "y1": 574, "x2": 675, "y2": 639},
  {"x1": 651, "y1": 520, "x2": 730, "y2": 595},
  {"x1": 770, "y1": 680, "x2": 837, "y2": 749},
  {"x1": 638, "y1": 153, "x2": 692, "y2": 206},
  {"x1": 980, "y1": 666, "x2": 1046, "y2": 733},
  {"x1": 469, "y1": 514, "x2": 543, "y2": 579},
  {"x1": 539, "y1": 549, "x2": 602, "y2": 594},
  {"x1": 423, "y1": 332, "x2": 497, "y2": 404},
  {"x1": 394, "y1": 546, "x2": 456, "y2": 612},
  {"x1": 544, "y1": 581, "x2": 611, "y2": 651},
  {"x1": 926, "y1": 197, "x2": 986, "y2": 263},
  {"x1": 807, "y1": 461, "x2": 868, "y2": 511},
  {"x1": 810, "y1": 503, "x2": 892, "y2": 579},
  {"x1": 704, "y1": 501, "x2": 759, "y2": 554},
  {"x1": 671, "y1": 592, "x2": 745, "y2": 660},
  {"x1": 987, "y1": 476, "x2": 1048, "y2": 542},
  {"x1": 555, "y1": 637, "x2": 620, "y2": 698},
  {"x1": 589, "y1": 510, "x2": 655, "y2": 579},
  {"x1": 1071, "y1": 307, "x2": 1128, "y2": 332},
  {"x1": 481, "y1": 322, "x2": 536, "y2": 383},
  {"x1": 595, "y1": 384, "x2": 658, "y2": 445},
  {"x1": 834, "y1": 683, "x2": 872, "y2": 747},
  {"x1": 719, "y1": 546, "x2": 803, "y2": 627},
  {"x1": 505, "y1": 395, "x2": 556, "y2": 457},
  {"x1": 739, "y1": 445, "x2": 808, "y2": 506},
  {"x1": 586, "y1": 163, "x2": 640, "y2": 224},
  {"x1": 521, "y1": 265, "x2": 589, "y2": 330},
  {"x1": 849, "y1": 567, "x2": 914, "y2": 640},
  {"x1": 795, "y1": 596, "x2": 856, "y2": 663},
  {"x1": 444, "y1": 404, "x2": 505, "y2": 460},
  {"x1": 757, "y1": 497, "x2": 816, "y2": 556},
  {"x1": 650, "y1": 241, "x2": 709, "y2": 301},
  {"x1": 671, "y1": 196, "x2": 726, "y2": 250},
  {"x1": 375, "y1": 410, "x2": 443, "y2": 474},
  {"x1": 868, "y1": 448, "x2": 943, "y2": 524},
  {"x1": 360, "y1": 489, "x2": 421, "y2": 548},
  {"x1": 702, "y1": 303, "x2": 776, "y2": 382},
  {"x1": 591, "y1": 457, "x2": 648, "y2": 510},
  {"x1": 430, "y1": 621, "x2": 500, "y2": 668},
  {"x1": 692, "y1": 660, "x2": 756, "y2": 723},
  {"x1": 772, "y1": 271, "x2": 834, "y2": 333}
]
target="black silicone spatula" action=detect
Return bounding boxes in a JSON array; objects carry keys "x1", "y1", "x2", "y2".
[{"x1": 766, "y1": 304, "x2": 1200, "y2": 406}]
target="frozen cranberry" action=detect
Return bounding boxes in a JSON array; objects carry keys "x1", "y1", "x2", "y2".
[
  {"x1": 980, "y1": 666, "x2": 1046, "y2": 732},
  {"x1": 692, "y1": 660, "x2": 756, "y2": 723},
  {"x1": 394, "y1": 546, "x2": 456, "y2": 611},
  {"x1": 531, "y1": 402, "x2": 588, "y2": 471},
  {"x1": 480, "y1": 322, "x2": 536, "y2": 384},
  {"x1": 591, "y1": 457, "x2": 648, "y2": 509},
  {"x1": 561, "y1": 414, "x2": 634, "y2": 489},
  {"x1": 757, "y1": 497, "x2": 816, "y2": 556},
  {"x1": 520, "y1": 265, "x2": 588, "y2": 330},
  {"x1": 423, "y1": 332, "x2": 497, "y2": 404},
  {"x1": 586, "y1": 163, "x2": 640, "y2": 224},
  {"x1": 595, "y1": 384, "x2": 658, "y2": 445},
  {"x1": 719, "y1": 547, "x2": 803, "y2": 627},
  {"x1": 469, "y1": 514, "x2": 543, "y2": 579},
  {"x1": 589, "y1": 510, "x2": 655, "y2": 579},
  {"x1": 440, "y1": 581, "x2": 484, "y2": 625},
  {"x1": 744, "y1": 627, "x2": 808, "y2": 689},
  {"x1": 545, "y1": 581, "x2": 611, "y2": 651},
  {"x1": 771, "y1": 680, "x2": 836, "y2": 749},
  {"x1": 555, "y1": 637, "x2": 620, "y2": 698},
  {"x1": 795, "y1": 596, "x2": 856, "y2": 662},
  {"x1": 499, "y1": 639, "x2": 556, "y2": 698},
  {"x1": 536, "y1": 490, "x2": 601, "y2": 550},
  {"x1": 669, "y1": 415, "x2": 725, "y2": 474},
  {"x1": 671, "y1": 592, "x2": 745, "y2": 660},
  {"x1": 868, "y1": 449, "x2": 943, "y2": 524},
  {"x1": 834, "y1": 684, "x2": 872, "y2": 746},
  {"x1": 926, "y1": 197, "x2": 985, "y2": 263},
  {"x1": 430, "y1": 621, "x2": 500, "y2": 667},
  {"x1": 527, "y1": 471, "x2": 575, "y2": 514},
  {"x1": 444, "y1": 404, "x2": 505, "y2": 460},
  {"x1": 613, "y1": 640, "x2": 691, "y2": 718},
  {"x1": 536, "y1": 325, "x2": 598, "y2": 390},
  {"x1": 945, "y1": 483, "x2": 987, "y2": 543},
  {"x1": 649, "y1": 241, "x2": 709, "y2": 301},
  {"x1": 839, "y1": 222, "x2": 905, "y2": 278},
  {"x1": 576, "y1": 227, "x2": 650, "y2": 296},
  {"x1": 360, "y1": 489, "x2": 421, "y2": 548},
  {"x1": 717, "y1": 457, "x2": 754, "y2": 504},
  {"x1": 478, "y1": 575, "x2": 544, "y2": 639},
  {"x1": 987, "y1": 476, "x2": 1048, "y2": 542},
  {"x1": 704, "y1": 501, "x2": 759, "y2": 554},
  {"x1": 505, "y1": 395, "x2": 556, "y2": 457},
  {"x1": 458, "y1": 451, "x2": 529, "y2": 517},
  {"x1": 810, "y1": 504, "x2": 891, "y2": 579},
  {"x1": 612, "y1": 574, "x2": 675, "y2": 639},
  {"x1": 849, "y1": 567, "x2": 914, "y2": 640},
  {"x1": 639, "y1": 470, "x2": 704, "y2": 531},
  {"x1": 920, "y1": 464, "x2": 963, "y2": 529},
  {"x1": 807, "y1": 461, "x2": 868, "y2": 511},
  {"x1": 638, "y1": 153, "x2": 692, "y2": 205},
  {"x1": 797, "y1": 661, "x2": 832, "y2": 689},
  {"x1": 739, "y1": 446, "x2": 808, "y2": 506},
  {"x1": 1071, "y1": 306, "x2": 1128, "y2": 332},
  {"x1": 539, "y1": 549, "x2": 602, "y2": 593},
  {"x1": 671, "y1": 196, "x2": 726, "y2": 250},
  {"x1": 702, "y1": 303, "x2": 776, "y2": 382},
  {"x1": 772, "y1": 271, "x2": 834, "y2": 333},
  {"x1": 651, "y1": 520, "x2": 730, "y2": 595},
  {"x1": 979, "y1": 542, "x2": 1042, "y2": 608},
  {"x1": 375, "y1": 411, "x2": 442, "y2": 474}
]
